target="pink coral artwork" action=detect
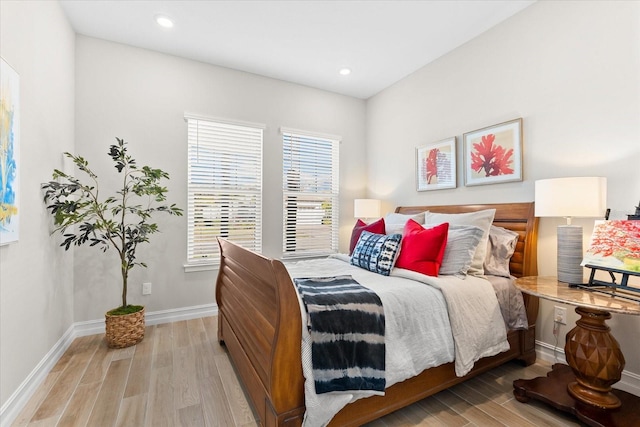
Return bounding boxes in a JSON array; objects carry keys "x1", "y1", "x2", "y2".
[
  {"x1": 416, "y1": 137, "x2": 456, "y2": 191},
  {"x1": 463, "y1": 118, "x2": 522, "y2": 186}
]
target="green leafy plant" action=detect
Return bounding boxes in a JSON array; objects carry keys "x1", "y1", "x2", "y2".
[{"x1": 42, "y1": 137, "x2": 183, "y2": 311}]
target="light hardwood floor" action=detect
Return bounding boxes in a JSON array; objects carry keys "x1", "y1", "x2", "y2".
[{"x1": 13, "y1": 316, "x2": 583, "y2": 426}]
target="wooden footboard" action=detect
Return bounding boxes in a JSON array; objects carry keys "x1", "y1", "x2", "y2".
[
  {"x1": 215, "y1": 202, "x2": 539, "y2": 426},
  {"x1": 215, "y1": 238, "x2": 305, "y2": 426}
]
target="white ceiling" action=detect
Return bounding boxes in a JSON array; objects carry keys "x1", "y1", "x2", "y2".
[{"x1": 60, "y1": 0, "x2": 536, "y2": 99}]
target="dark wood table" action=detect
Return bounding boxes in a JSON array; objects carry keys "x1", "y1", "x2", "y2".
[{"x1": 513, "y1": 276, "x2": 640, "y2": 427}]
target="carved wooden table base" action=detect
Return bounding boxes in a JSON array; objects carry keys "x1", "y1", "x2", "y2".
[
  {"x1": 512, "y1": 276, "x2": 640, "y2": 427},
  {"x1": 564, "y1": 306, "x2": 625, "y2": 409},
  {"x1": 514, "y1": 364, "x2": 640, "y2": 427}
]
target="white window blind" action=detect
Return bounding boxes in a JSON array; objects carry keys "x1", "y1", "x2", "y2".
[
  {"x1": 282, "y1": 130, "x2": 339, "y2": 258},
  {"x1": 186, "y1": 117, "x2": 263, "y2": 266}
]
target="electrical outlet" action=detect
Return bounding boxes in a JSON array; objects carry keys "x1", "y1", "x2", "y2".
[
  {"x1": 554, "y1": 306, "x2": 567, "y2": 325},
  {"x1": 142, "y1": 282, "x2": 152, "y2": 295}
]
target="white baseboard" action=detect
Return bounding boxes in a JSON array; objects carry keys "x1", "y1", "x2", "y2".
[
  {"x1": 535, "y1": 339, "x2": 568, "y2": 364},
  {"x1": 0, "y1": 303, "x2": 218, "y2": 427},
  {"x1": 73, "y1": 303, "x2": 218, "y2": 337},
  {"x1": 535, "y1": 340, "x2": 640, "y2": 397},
  {"x1": 0, "y1": 324, "x2": 76, "y2": 427}
]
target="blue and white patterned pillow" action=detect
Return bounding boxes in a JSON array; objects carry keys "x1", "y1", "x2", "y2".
[{"x1": 350, "y1": 231, "x2": 402, "y2": 276}]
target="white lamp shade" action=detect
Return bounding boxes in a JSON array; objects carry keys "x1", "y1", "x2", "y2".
[
  {"x1": 354, "y1": 199, "x2": 381, "y2": 219},
  {"x1": 535, "y1": 176, "x2": 607, "y2": 284},
  {"x1": 535, "y1": 177, "x2": 607, "y2": 218}
]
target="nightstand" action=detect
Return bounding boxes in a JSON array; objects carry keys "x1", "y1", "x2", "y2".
[{"x1": 513, "y1": 276, "x2": 640, "y2": 427}]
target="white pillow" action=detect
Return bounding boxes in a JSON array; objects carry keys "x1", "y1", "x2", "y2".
[
  {"x1": 424, "y1": 209, "x2": 496, "y2": 276},
  {"x1": 384, "y1": 212, "x2": 427, "y2": 235},
  {"x1": 484, "y1": 225, "x2": 520, "y2": 277},
  {"x1": 439, "y1": 225, "x2": 485, "y2": 277}
]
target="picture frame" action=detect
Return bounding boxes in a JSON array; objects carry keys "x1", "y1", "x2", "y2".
[
  {"x1": 580, "y1": 219, "x2": 640, "y2": 301},
  {"x1": 582, "y1": 220, "x2": 640, "y2": 274},
  {"x1": 0, "y1": 57, "x2": 20, "y2": 245},
  {"x1": 416, "y1": 137, "x2": 456, "y2": 191},
  {"x1": 463, "y1": 118, "x2": 522, "y2": 187}
]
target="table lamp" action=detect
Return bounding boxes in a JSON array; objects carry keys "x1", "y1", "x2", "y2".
[
  {"x1": 354, "y1": 199, "x2": 381, "y2": 221},
  {"x1": 535, "y1": 177, "x2": 607, "y2": 284}
]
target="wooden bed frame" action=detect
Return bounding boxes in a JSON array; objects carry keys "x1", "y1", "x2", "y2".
[{"x1": 215, "y1": 202, "x2": 539, "y2": 426}]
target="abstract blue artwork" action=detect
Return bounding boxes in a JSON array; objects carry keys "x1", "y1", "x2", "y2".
[{"x1": 1, "y1": 57, "x2": 20, "y2": 245}]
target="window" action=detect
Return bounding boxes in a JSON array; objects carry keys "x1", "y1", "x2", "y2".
[
  {"x1": 186, "y1": 115, "x2": 263, "y2": 268},
  {"x1": 282, "y1": 129, "x2": 339, "y2": 258}
]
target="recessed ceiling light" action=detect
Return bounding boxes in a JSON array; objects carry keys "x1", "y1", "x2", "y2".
[
  {"x1": 339, "y1": 68, "x2": 352, "y2": 76},
  {"x1": 155, "y1": 14, "x2": 174, "y2": 29}
]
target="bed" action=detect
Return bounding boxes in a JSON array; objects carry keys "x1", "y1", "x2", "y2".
[{"x1": 215, "y1": 202, "x2": 539, "y2": 426}]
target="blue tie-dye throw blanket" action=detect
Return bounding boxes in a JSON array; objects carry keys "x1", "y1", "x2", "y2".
[{"x1": 294, "y1": 275, "x2": 385, "y2": 394}]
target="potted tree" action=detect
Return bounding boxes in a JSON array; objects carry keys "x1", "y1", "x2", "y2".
[{"x1": 42, "y1": 137, "x2": 182, "y2": 348}]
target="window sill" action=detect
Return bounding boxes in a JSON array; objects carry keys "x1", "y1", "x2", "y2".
[
  {"x1": 281, "y1": 252, "x2": 336, "y2": 262},
  {"x1": 185, "y1": 252, "x2": 338, "y2": 272},
  {"x1": 183, "y1": 262, "x2": 219, "y2": 273}
]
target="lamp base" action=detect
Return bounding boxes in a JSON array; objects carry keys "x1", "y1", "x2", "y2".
[{"x1": 557, "y1": 225, "x2": 584, "y2": 285}]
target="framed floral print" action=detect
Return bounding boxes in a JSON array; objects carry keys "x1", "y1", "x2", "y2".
[
  {"x1": 416, "y1": 137, "x2": 456, "y2": 191},
  {"x1": 463, "y1": 118, "x2": 522, "y2": 186}
]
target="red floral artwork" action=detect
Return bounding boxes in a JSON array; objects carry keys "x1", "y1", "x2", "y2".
[
  {"x1": 424, "y1": 148, "x2": 439, "y2": 184},
  {"x1": 585, "y1": 220, "x2": 640, "y2": 272},
  {"x1": 470, "y1": 134, "x2": 514, "y2": 177}
]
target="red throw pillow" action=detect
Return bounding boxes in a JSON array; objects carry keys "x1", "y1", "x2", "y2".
[
  {"x1": 395, "y1": 220, "x2": 449, "y2": 276},
  {"x1": 349, "y1": 218, "x2": 386, "y2": 255}
]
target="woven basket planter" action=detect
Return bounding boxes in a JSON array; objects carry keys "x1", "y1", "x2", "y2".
[{"x1": 105, "y1": 307, "x2": 145, "y2": 348}]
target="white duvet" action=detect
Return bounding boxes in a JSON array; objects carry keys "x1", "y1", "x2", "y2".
[{"x1": 285, "y1": 255, "x2": 509, "y2": 427}]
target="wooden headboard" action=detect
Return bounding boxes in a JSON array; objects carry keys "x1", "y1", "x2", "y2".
[{"x1": 395, "y1": 202, "x2": 538, "y2": 278}]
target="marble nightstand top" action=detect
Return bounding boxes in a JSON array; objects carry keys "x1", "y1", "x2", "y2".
[{"x1": 515, "y1": 276, "x2": 640, "y2": 316}]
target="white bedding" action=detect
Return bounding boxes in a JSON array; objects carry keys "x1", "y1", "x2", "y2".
[
  {"x1": 486, "y1": 274, "x2": 528, "y2": 330},
  {"x1": 285, "y1": 255, "x2": 509, "y2": 427}
]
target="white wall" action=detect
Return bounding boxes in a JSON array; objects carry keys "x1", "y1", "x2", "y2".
[
  {"x1": 366, "y1": 0, "x2": 640, "y2": 377},
  {"x1": 73, "y1": 36, "x2": 367, "y2": 321},
  {"x1": 0, "y1": 0, "x2": 75, "y2": 411}
]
